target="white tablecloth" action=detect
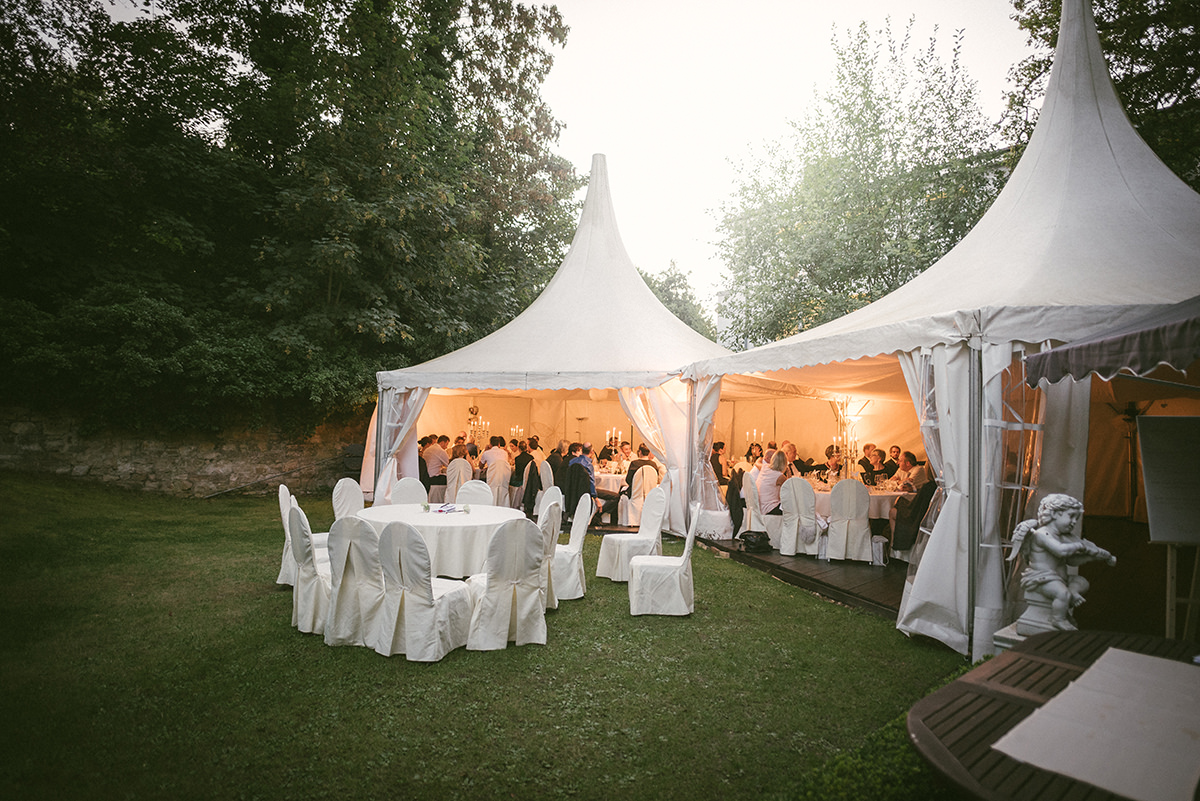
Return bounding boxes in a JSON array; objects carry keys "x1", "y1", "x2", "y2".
[
  {"x1": 357, "y1": 503, "x2": 525, "y2": 578},
  {"x1": 812, "y1": 488, "x2": 911, "y2": 520},
  {"x1": 594, "y1": 472, "x2": 625, "y2": 494}
]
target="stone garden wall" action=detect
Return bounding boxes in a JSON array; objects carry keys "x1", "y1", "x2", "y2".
[{"x1": 0, "y1": 406, "x2": 370, "y2": 497}]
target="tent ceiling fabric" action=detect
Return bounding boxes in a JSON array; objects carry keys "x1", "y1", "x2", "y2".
[
  {"x1": 377, "y1": 154, "x2": 730, "y2": 393},
  {"x1": 688, "y1": 0, "x2": 1200, "y2": 383},
  {"x1": 1024, "y1": 294, "x2": 1200, "y2": 385}
]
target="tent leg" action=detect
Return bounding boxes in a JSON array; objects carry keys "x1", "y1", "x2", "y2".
[{"x1": 968, "y1": 341, "x2": 983, "y2": 658}]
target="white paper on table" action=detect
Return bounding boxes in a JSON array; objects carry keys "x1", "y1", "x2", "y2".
[{"x1": 992, "y1": 648, "x2": 1200, "y2": 801}]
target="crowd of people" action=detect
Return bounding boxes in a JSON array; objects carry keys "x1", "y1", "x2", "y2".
[
  {"x1": 709, "y1": 439, "x2": 930, "y2": 517},
  {"x1": 416, "y1": 431, "x2": 664, "y2": 519}
]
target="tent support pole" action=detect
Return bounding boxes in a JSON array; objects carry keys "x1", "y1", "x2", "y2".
[
  {"x1": 685, "y1": 379, "x2": 696, "y2": 529},
  {"x1": 374, "y1": 390, "x2": 386, "y2": 487},
  {"x1": 967, "y1": 340, "x2": 983, "y2": 659}
]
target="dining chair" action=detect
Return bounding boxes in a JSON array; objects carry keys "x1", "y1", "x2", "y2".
[
  {"x1": 629, "y1": 502, "x2": 700, "y2": 616},
  {"x1": 551, "y1": 493, "x2": 592, "y2": 601},
  {"x1": 393, "y1": 476, "x2": 428, "y2": 505},
  {"x1": 595, "y1": 486, "x2": 666, "y2": 583},
  {"x1": 277, "y1": 484, "x2": 297, "y2": 586},
  {"x1": 536, "y1": 495, "x2": 563, "y2": 611},
  {"x1": 617, "y1": 464, "x2": 659, "y2": 527},
  {"x1": 743, "y1": 475, "x2": 783, "y2": 549},
  {"x1": 332, "y1": 476, "x2": 365, "y2": 520},
  {"x1": 486, "y1": 458, "x2": 512, "y2": 506},
  {"x1": 323, "y1": 516, "x2": 386, "y2": 648},
  {"x1": 374, "y1": 521, "x2": 472, "y2": 661},
  {"x1": 534, "y1": 460, "x2": 555, "y2": 511},
  {"x1": 289, "y1": 504, "x2": 331, "y2": 635},
  {"x1": 827, "y1": 480, "x2": 872, "y2": 561},
  {"x1": 444, "y1": 458, "x2": 472, "y2": 503},
  {"x1": 537, "y1": 486, "x2": 563, "y2": 524},
  {"x1": 778, "y1": 477, "x2": 820, "y2": 556},
  {"x1": 466, "y1": 518, "x2": 547, "y2": 650},
  {"x1": 456, "y1": 480, "x2": 493, "y2": 507}
]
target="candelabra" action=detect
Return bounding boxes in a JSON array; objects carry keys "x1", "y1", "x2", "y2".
[{"x1": 467, "y1": 405, "x2": 489, "y2": 447}]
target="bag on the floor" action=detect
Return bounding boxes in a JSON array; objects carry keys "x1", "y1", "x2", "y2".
[{"x1": 740, "y1": 530, "x2": 771, "y2": 553}]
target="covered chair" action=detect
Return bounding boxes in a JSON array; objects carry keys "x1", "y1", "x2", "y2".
[
  {"x1": 552, "y1": 493, "x2": 592, "y2": 601},
  {"x1": 742, "y1": 477, "x2": 783, "y2": 549},
  {"x1": 534, "y1": 460, "x2": 555, "y2": 514},
  {"x1": 629, "y1": 503, "x2": 700, "y2": 615},
  {"x1": 375, "y1": 521, "x2": 472, "y2": 661},
  {"x1": 332, "y1": 477, "x2": 365, "y2": 520},
  {"x1": 486, "y1": 458, "x2": 512, "y2": 507},
  {"x1": 456, "y1": 480, "x2": 493, "y2": 507},
  {"x1": 444, "y1": 458, "x2": 472, "y2": 503},
  {"x1": 520, "y1": 460, "x2": 543, "y2": 517},
  {"x1": 596, "y1": 486, "x2": 666, "y2": 582},
  {"x1": 617, "y1": 464, "x2": 659, "y2": 527},
  {"x1": 323, "y1": 516, "x2": 386, "y2": 648},
  {"x1": 827, "y1": 480, "x2": 872, "y2": 562},
  {"x1": 277, "y1": 484, "x2": 297, "y2": 586},
  {"x1": 393, "y1": 476, "x2": 428, "y2": 505},
  {"x1": 891, "y1": 479, "x2": 937, "y2": 552},
  {"x1": 561, "y1": 462, "x2": 592, "y2": 524},
  {"x1": 466, "y1": 518, "x2": 547, "y2": 650},
  {"x1": 778, "y1": 477, "x2": 821, "y2": 557},
  {"x1": 536, "y1": 492, "x2": 563, "y2": 611},
  {"x1": 289, "y1": 505, "x2": 331, "y2": 635}
]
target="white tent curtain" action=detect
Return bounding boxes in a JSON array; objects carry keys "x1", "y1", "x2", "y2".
[
  {"x1": 619, "y1": 379, "x2": 691, "y2": 534},
  {"x1": 375, "y1": 387, "x2": 431, "y2": 487}
]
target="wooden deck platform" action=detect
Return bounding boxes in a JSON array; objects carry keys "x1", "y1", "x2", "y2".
[{"x1": 694, "y1": 537, "x2": 907, "y2": 619}]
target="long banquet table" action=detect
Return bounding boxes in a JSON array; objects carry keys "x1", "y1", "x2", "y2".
[
  {"x1": 810, "y1": 486, "x2": 911, "y2": 520},
  {"x1": 356, "y1": 503, "x2": 525, "y2": 578}
]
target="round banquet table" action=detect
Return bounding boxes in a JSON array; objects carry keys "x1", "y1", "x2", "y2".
[
  {"x1": 356, "y1": 503, "x2": 525, "y2": 578},
  {"x1": 594, "y1": 471, "x2": 625, "y2": 494},
  {"x1": 811, "y1": 487, "x2": 912, "y2": 520}
]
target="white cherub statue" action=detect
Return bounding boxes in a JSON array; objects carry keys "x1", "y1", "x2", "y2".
[{"x1": 1008, "y1": 493, "x2": 1116, "y2": 634}]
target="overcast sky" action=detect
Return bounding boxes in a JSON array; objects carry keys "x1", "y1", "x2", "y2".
[{"x1": 539, "y1": 0, "x2": 1038, "y2": 317}]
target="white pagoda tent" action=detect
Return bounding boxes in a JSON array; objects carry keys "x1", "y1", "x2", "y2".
[
  {"x1": 684, "y1": 0, "x2": 1200, "y2": 658},
  {"x1": 368, "y1": 154, "x2": 732, "y2": 532}
]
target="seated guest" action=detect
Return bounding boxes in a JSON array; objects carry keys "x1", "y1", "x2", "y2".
[
  {"x1": 548, "y1": 439, "x2": 569, "y2": 485},
  {"x1": 528, "y1": 436, "x2": 545, "y2": 463},
  {"x1": 573, "y1": 442, "x2": 618, "y2": 519},
  {"x1": 780, "y1": 441, "x2": 800, "y2": 478},
  {"x1": 862, "y1": 448, "x2": 887, "y2": 485},
  {"x1": 883, "y1": 445, "x2": 901, "y2": 478},
  {"x1": 744, "y1": 442, "x2": 763, "y2": 464},
  {"x1": 617, "y1": 441, "x2": 633, "y2": 467},
  {"x1": 894, "y1": 451, "x2": 929, "y2": 492},
  {"x1": 756, "y1": 449, "x2": 788, "y2": 515},
  {"x1": 511, "y1": 440, "x2": 534, "y2": 491},
  {"x1": 597, "y1": 436, "x2": 619, "y2": 462},
  {"x1": 480, "y1": 436, "x2": 509, "y2": 471},
  {"x1": 858, "y1": 443, "x2": 876, "y2": 474},
  {"x1": 710, "y1": 442, "x2": 728, "y2": 485},
  {"x1": 423, "y1": 434, "x2": 451, "y2": 485},
  {"x1": 819, "y1": 444, "x2": 842, "y2": 480},
  {"x1": 621, "y1": 444, "x2": 659, "y2": 497}
]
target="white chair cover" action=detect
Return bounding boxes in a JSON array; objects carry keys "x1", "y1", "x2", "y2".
[
  {"x1": 291, "y1": 497, "x2": 331, "y2": 579},
  {"x1": 332, "y1": 477, "x2": 365, "y2": 520},
  {"x1": 595, "y1": 486, "x2": 666, "y2": 582},
  {"x1": 537, "y1": 486, "x2": 563, "y2": 525},
  {"x1": 629, "y1": 502, "x2": 699, "y2": 616},
  {"x1": 617, "y1": 465, "x2": 659, "y2": 527},
  {"x1": 534, "y1": 460, "x2": 555, "y2": 510},
  {"x1": 466, "y1": 518, "x2": 547, "y2": 650},
  {"x1": 444, "y1": 458, "x2": 472, "y2": 503},
  {"x1": 277, "y1": 484, "x2": 296, "y2": 585},
  {"x1": 778, "y1": 477, "x2": 820, "y2": 556},
  {"x1": 742, "y1": 478, "x2": 783, "y2": 548},
  {"x1": 486, "y1": 459, "x2": 512, "y2": 506},
  {"x1": 827, "y1": 480, "x2": 873, "y2": 562},
  {"x1": 456, "y1": 480, "x2": 493, "y2": 507},
  {"x1": 323, "y1": 516, "x2": 386, "y2": 648},
  {"x1": 537, "y1": 496, "x2": 563, "y2": 611},
  {"x1": 393, "y1": 476, "x2": 427, "y2": 505},
  {"x1": 375, "y1": 521, "x2": 472, "y2": 661},
  {"x1": 552, "y1": 493, "x2": 591, "y2": 601},
  {"x1": 289, "y1": 505, "x2": 331, "y2": 634}
]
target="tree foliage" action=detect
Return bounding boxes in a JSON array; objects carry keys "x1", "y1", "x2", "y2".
[
  {"x1": 639, "y1": 262, "x2": 718, "y2": 341},
  {"x1": 1003, "y1": 0, "x2": 1200, "y2": 190},
  {"x1": 0, "y1": 0, "x2": 582, "y2": 432},
  {"x1": 716, "y1": 20, "x2": 1004, "y2": 349}
]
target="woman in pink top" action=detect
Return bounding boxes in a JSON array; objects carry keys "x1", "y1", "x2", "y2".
[{"x1": 756, "y1": 450, "x2": 788, "y2": 515}]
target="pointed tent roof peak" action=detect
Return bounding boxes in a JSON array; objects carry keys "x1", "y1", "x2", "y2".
[{"x1": 378, "y1": 154, "x2": 729, "y2": 392}]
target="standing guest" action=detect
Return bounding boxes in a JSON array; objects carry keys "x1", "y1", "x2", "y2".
[
  {"x1": 423, "y1": 435, "x2": 451, "y2": 486},
  {"x1": 894, "y1": 451, "x2": 929, "y2": 492},
  {"x1": 858, "y1": 443, "x2": 876, "y2": 474},
  {"x1": 757, "y1": 449, "x2": 789, "y2": 515},
  {"x1": 883, "y1": 445, "x2": 901, "y2": 478},
  {"x1": 710, "y1": 442, "x2": 728, "y2": 485}
]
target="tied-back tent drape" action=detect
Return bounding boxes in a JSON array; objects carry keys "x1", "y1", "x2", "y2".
[
  {"x1": 367, "y1": 155, "x2": 732, "y2": 534},
  {"x1": 684, "y1": 0, "x2": 1200, "y2": 660}
]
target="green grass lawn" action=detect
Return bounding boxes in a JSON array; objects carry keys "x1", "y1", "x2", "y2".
[{"x1": 0, "y1": 472, "x2": 967, "y2": 800}]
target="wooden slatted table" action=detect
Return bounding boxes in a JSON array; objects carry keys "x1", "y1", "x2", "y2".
[{"x1": 907, "y1": 630, "x2": 1200, "y2": 800}]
